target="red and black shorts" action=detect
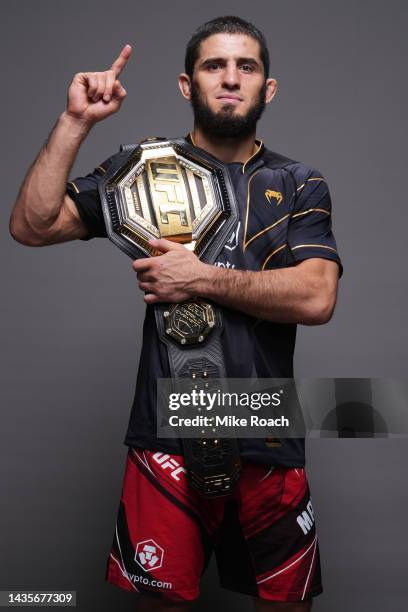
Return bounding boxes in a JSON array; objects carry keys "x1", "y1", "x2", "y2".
[{"x1": 105, "y1": 447, "x2": 323, "y2": 603}]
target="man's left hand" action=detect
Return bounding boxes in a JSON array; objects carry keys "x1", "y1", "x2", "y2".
[{"x1": 132, "y1": 238, "x2": 210, "y2": 304}]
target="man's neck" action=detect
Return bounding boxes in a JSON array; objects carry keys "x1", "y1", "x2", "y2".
[{"x1": 190, "y1": 125, "x2": 258, "y2": 164}]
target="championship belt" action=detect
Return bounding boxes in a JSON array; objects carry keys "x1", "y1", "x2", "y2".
[{"x1": 99, "y1": 137, "x2": 242, "y2": 497}]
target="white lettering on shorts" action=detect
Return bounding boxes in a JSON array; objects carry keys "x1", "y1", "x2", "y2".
[
  {"x1": 125, "y1": 570, "x2": 173, "y2": 590},
  {"x1": 296, "y1": 499, "x2": 316, "y2": 534},
  {"x1": 152, "y1": 452, "x2": 187, "y2": 481}
]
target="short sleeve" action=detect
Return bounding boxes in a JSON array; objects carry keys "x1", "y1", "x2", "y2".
[
  {"x1": 287, "y1": 167, "x2": 343, "y2": 277},
  {"x1": 66, "y1": 153, "x2": 116, "y2": 240}
]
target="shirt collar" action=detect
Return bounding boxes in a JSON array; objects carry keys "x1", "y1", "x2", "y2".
[{"x1": 185, "y1": 132, "x2": 264, "y2": 174}]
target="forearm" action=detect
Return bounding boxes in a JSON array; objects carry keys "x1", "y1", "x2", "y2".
[
  {"x1": 197, "y1": 263, "x2": 334, "y2": 325},
  {"x1": 9, "y1": 111, "x2": 91, "y2": 243}
]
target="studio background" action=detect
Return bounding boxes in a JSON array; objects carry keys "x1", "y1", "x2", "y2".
[{"x1": 1, "y1": 1, "x2": 407, "y2": 610}]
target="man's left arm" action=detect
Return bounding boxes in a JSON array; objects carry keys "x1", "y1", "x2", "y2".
[
  {"x1": 133, "y1": 245, "x2": 339, "y2": 325},
  {"x1": 197, "y1": 257, "x2": 339, "y2": 325}
]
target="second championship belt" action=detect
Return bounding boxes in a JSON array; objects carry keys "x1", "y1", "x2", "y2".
[{"x1": 99, "y1": 137, "x2": 242, "y2": 497}]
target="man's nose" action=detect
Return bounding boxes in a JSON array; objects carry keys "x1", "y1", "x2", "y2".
[{"x1": 222, "y1": 64, "x2": 240, "y2": 88}]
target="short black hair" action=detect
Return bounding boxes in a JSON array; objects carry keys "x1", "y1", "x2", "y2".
[{"x1": 184, "y1": 16, "x2": 270, "y2": 79}]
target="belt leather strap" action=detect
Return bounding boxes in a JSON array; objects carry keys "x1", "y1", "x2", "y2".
[{"x1": 155, "y1": 301, "x2": 242, "y2": 497}]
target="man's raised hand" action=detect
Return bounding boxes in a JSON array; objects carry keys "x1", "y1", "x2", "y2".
[{"x1": 65, "y1": 44, "x2": 132, "y2": 127}]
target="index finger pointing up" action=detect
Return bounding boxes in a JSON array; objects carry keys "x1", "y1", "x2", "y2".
[{"x1": 110, "y1": 44, "x2": 132, "y2": 77}]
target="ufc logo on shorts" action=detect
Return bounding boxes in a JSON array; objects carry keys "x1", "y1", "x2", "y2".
[
  {"x1": 296, "y1": 499, "x2": 315, "y2": 534},
  {"x1": 152, "y1": 452, "x2": 187, "y2": 481}
]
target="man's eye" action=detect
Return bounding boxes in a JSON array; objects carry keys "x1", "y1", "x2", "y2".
[
  {"x1": 241, "y1": 64, "x2": 254, "y2": 73},
  {"x1": 207, "y1": 63, "x2": 220, "y2": 70}
]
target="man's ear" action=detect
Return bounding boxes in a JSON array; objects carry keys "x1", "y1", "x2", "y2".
[
  {"x1": 178, "y1": 73, "x2": 192, "y2": 101},
  {"x1": 265, "y1": 78, "x2": 278, "y2": 104}
]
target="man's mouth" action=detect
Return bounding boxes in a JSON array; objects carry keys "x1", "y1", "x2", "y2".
[{"x1": 217, "y1": 95, "x2": 242, "y2": 102}]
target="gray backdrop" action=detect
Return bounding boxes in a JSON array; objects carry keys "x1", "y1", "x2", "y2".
[{"x1": 1, "y1": 1, "x2": 407, "y2": 610}]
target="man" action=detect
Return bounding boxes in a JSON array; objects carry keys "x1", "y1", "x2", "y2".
[{"x1": 10, "y1": 16, "x2": 342, "y2": 612}]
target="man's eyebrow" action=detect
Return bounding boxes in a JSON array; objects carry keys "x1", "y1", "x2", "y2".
[
  {"x1": 199, "y1": 56, "x2": 261, "y2": 67},
  {"x1": 236, "y1": 57, "x2": 261, "y2": 66},
  {"x1": 199, "y1": 57, "x2": 226, "y2": 66}
]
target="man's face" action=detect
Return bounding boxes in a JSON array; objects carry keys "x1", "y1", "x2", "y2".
[{"x1": 180, "y1": 33, "x2": 276, "y2": 138}]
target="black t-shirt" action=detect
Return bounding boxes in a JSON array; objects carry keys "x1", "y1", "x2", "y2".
[{"x1": 66, "y1": 136, "x2": 343, "y2": 467}]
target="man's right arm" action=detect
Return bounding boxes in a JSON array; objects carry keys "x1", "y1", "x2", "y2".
[
  {"x1": 9, "y1": 44, "x2": 132, "y2": 246},
  {"x1": 10, "y1": 112, "x2": 93, "y2": 245}
]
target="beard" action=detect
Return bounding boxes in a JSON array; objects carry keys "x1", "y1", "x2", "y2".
[{"x1": 190, "y1": 79, "x2": 267, "y2": 139}]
